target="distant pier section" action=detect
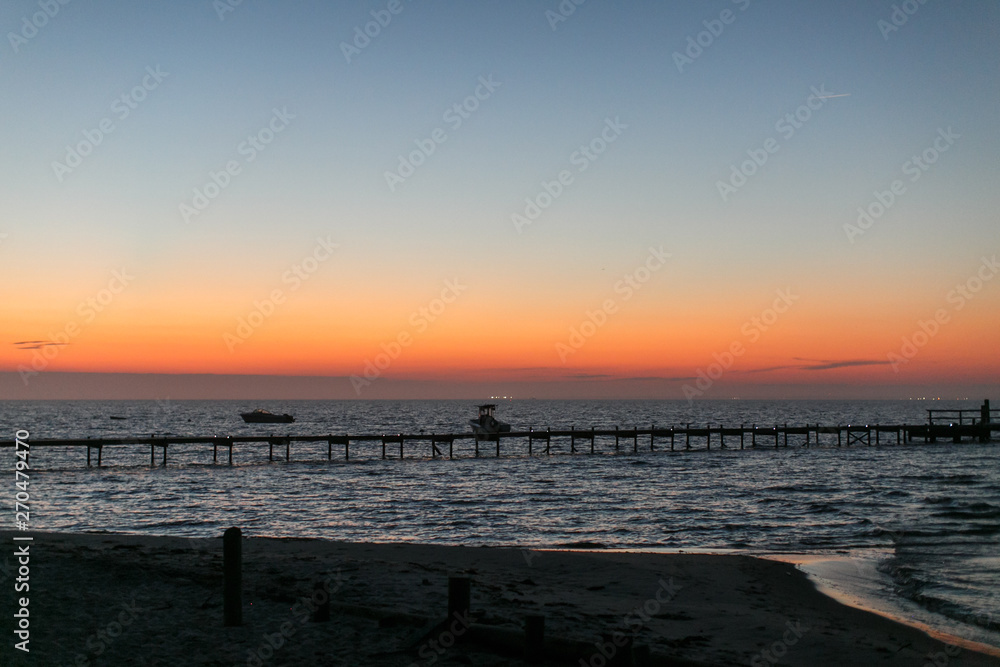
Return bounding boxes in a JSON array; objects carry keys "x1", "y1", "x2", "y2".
[{"x1": 2, "y1": 401, "x2": 995, "y2": 469}]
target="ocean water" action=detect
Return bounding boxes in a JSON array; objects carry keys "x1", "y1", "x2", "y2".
[{"x1": 3, "y1": 399, "x2": 998, "y2": 649}]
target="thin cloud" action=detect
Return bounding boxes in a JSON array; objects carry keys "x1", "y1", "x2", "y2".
[
  {"x1": 796, "y1": 359, "x2": 891, "y2": 371},
  {"x1": 14, "y1": 340, "x2": 69, "y2": 350},
  {"x1": 729, "y1": 359, "x2": 892, "y2": 374},
  {"x1": 731, "y1": 365, "x2": 799, "y2": 374}
]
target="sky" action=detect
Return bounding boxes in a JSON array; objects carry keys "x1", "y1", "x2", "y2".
[{"x1": 1, "y1": 0, "x2": 998, "y2": 400}]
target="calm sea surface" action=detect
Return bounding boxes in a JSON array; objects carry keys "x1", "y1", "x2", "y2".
[{"x1": 3, "y1": 399, "x2": 998, "y2": 648}]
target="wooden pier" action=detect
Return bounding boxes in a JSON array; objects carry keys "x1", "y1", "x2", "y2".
[{"x1": 1, "y1": 401, "x2": 996, "y2": 468}]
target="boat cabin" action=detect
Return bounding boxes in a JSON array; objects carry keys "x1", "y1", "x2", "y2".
[{"x1": 476, "y1": 404, "x2": 498, "y2": 419}]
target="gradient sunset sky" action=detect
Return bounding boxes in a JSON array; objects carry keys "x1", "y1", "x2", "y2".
[{"x1": 2, "y1": 0, "x2": 998, "y2": 399}]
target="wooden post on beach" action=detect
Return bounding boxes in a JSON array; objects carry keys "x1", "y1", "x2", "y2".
[
  {"x1": 448, "y1": 576, "x2": 471, "y2": 621},
  {"x1": 223, "y1": 527, "x2": 242, "y2": 627},
  {"x1": 311, "y1": 580, "x2": 330, "y2": 623},
  {"x1": 603, "y1": 632, "x2": 633, "y2": 666},
  {"x1": 525, "y1": 614, "x2": 545, "y2": 663}
]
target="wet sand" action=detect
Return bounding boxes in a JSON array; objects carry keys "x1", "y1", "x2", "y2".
[{"x1": 2, "y1": 530, "x2": 998, "y2": 666}]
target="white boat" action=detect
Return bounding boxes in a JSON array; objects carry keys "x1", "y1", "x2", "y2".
[{"x1": 469, "y1": 403, "x2": 511, "y2": 434}]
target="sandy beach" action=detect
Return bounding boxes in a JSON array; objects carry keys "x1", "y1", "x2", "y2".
[{"x1": 2, "y1": 531, "x2": 998, "y2": 666}]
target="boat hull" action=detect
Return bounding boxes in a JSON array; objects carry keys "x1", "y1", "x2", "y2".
[
  {"x1": 241, "y1": 413, "x2": 295, "y2": 424},
  {"x1": 469, "y1": 418, "x2": 511, "y2": 434}
]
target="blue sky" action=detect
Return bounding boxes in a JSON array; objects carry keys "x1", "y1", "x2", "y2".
[{"x1": 2, "y1": 0, "x2": 998, "y2": 399}]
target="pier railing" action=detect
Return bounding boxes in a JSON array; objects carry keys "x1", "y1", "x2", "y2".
[{"x1": 927, "y1": 401, "x2": 998, "y2": 426}]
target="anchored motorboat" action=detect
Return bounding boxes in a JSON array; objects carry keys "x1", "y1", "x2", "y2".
[
  {"x1": 469, "y1": 403, "x2": 511, "y2": 434},
  {"x1": 240, "y1": 408, "x2": 295, "y2": 424}
]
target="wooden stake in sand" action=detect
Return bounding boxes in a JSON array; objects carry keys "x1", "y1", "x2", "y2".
[
  {"x1": 311, "y1": 580, "x2": 330, "y2": 623},
  {"x1": 448, "y1": 576, "x2": 470, "y2": 621},
  {"x1": 524, "y1": 614, "x2": 545, "y2": 663},
  {"x1": 223, "y1": 527, "x2": 242, "y2": 626}
]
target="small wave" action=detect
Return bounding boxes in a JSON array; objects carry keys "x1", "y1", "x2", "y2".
[
  {"x1": 894, "y1": 526, "x2": 1000, "y2": 539},
  {"x1": 136, "y1": 519, "x2": 213, "y2": 529},
  {"x1": 806, "y1": 503, "x2": 840, "y2": 514},
  {"x1": 933, "y1": 509, "x2": 1000, "y2": 520},
  {"x1": 763, "y1": 484, "x2": 836, "y2": 492}
]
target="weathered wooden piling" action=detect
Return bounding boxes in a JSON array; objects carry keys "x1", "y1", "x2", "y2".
[
  {"x1": 311, "y1": 580, "x2": 330, "y2": 623},
  {"x1": 524, "y1": 615, "x2": 545, "y2": 663},
  {"x1": 982, "y1": 400, "x2": 992, "y2": 443},
  {"x1": 223, "y1": 527, "x2": 242, "y2": 626},
  {"x1": 86, "y1": 444, "x2": 103, "y2": 467},
  {"x1": 448, "y1": 576, "x2": 471, "y2": 621}
]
